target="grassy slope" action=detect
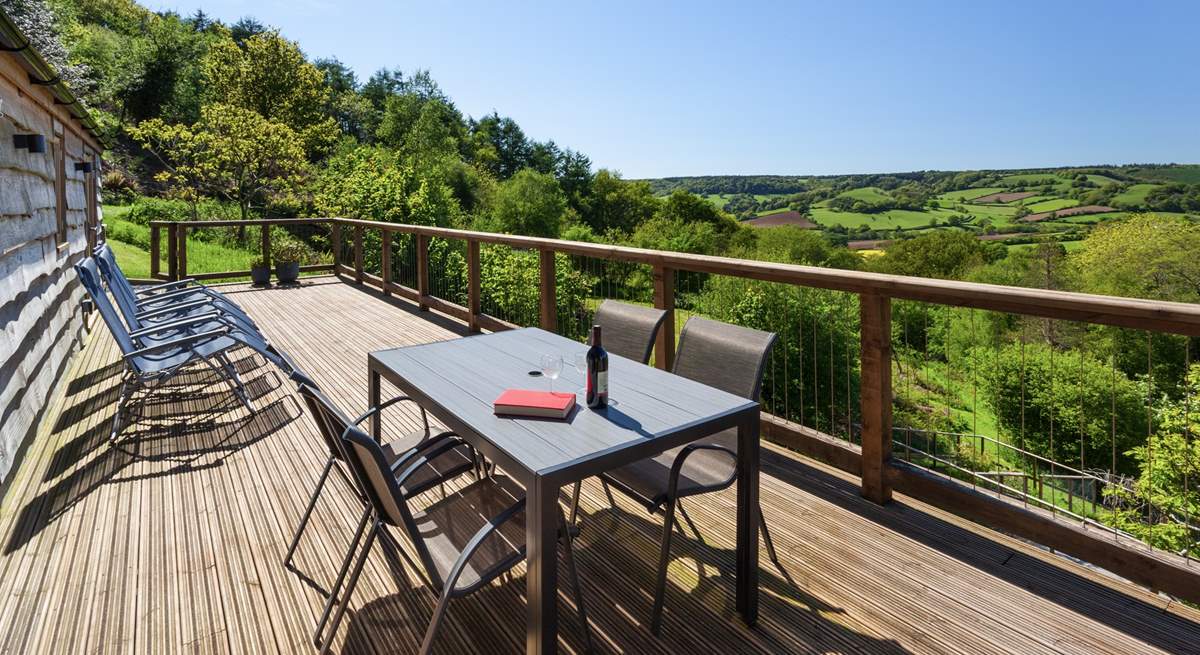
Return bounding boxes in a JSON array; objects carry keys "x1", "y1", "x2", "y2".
[
  {"x1": 102, "y1": 204, "x2": 258, "y2": 278},
  {"x1": 1111, "y1": 183, "x2": 1160, "y2": 206},
  {"x1": 1026, "y1": 198, "x2": 1080, "y2": 213},
  {"x1": 1128, "y1": 164, "x2": 1200, "y2": 184}
]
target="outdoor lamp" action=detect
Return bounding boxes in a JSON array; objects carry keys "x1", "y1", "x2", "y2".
[{"x1": 13, "y1": 134, "x2": 46, "y2": 153}]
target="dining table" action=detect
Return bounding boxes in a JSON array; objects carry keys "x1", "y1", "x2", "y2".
[{"x1": 368, "y1": 327, "x2": 762, "y2": 655}]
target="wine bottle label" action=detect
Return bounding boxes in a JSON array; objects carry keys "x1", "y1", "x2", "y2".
[{"x1": 597, "y1": 371, "x2": 607, "y2": 395}]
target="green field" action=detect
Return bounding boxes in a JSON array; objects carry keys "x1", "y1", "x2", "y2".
[
  {"x1": 999, "y1": 173, "x2": 1059, "y2": 186},
  {"x1": 1085, "y1": 174, "x2": 1120, "y2": 186},
  {"x1": 835, "y1": 186, "x2": 892, "y2": 203},
  {"x1": 1127, "y1": 164, "x2": 1200, "y2": 184},
  {"x1": 937, "y1": 187, "x2": 1004, "y2": 202},
  {"x1": 1111, "y1": 183, "x2": 1160, "y2": 207},
  {"x1": 810, "y1": 207, "x2": 958, "y2": 229},
  {"x1": 1026, "y1": 198, "x2": 1079, "y2": 213}
]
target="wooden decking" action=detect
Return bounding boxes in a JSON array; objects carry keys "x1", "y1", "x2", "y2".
[{"x1": 2, "y1": 275, "x2": 1199, "y2": 654}]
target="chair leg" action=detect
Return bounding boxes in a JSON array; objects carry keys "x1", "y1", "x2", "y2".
[
  {"x1": 216, "y1": 352, "x2": 254, "y2": 411},
  {"x1": 601, "y1": 479, "x2": 618, "y2": 510},
  {"x1": 568, "y1": 481, "x2": 582, "y2": 526},
  {"x1": 283, "y1": 456, "x2": 335, "y2": 568},
  {"x1": 649, "y1": 496, "x2": 678, "y2": 636},
  {"x1": 418, "y1": 586, "x2": 455, "y2": 655},
  {"x1": 560, "y1": 510, "x2": 594, "y2": 654},
  {"x1": 760, "y1": 502, "x2": 780, "y2": 565},
  {"x1": 676, "y1": 500, "x2": 704, "y2": 543},
  {"x1": 312, "y1": 508, "x2": 372, "y2": 647},
  {"x1": 318, "y1": 523, "x2": 378, "y2": 654},
  {"x1": 108, "y1": 373, "x2": 132, "y2": 443}
]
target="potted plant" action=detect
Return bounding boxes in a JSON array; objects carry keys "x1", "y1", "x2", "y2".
[
  {"x1": 250, "y1": 257, "x2": 271, "y2": 286},
  {"x1": 273, "y1": 242, "x2": 305, "y2": 284}
]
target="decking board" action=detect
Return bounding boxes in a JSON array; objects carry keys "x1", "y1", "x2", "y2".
[{"x1": 0, "y1": 275, "x2": 1197, "y2": 654}]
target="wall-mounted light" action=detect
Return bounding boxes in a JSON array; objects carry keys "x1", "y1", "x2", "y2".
[
  {"x1": 74, "y1": 162, "x2": 93, "y2": 173},
  {"x1": 13, "y1": 134, "x2": 46, "y2": 154}
]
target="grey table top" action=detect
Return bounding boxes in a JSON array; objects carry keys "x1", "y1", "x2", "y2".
[{"x1": 369, "y1": 328, "x2": 759, "y2": 484}]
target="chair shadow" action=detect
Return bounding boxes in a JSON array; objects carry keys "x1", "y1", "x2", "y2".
[
  {"x1": 759, "y1": 450, "x2": 1200, "y2": 655},
  {"x1": 327, "y1": 503, "x2": 906, "y2": 654},
  {"x1": 5, "y1": 366, "x2": 301, "y2": 555}
]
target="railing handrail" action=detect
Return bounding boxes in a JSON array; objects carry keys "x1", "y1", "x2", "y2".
[{"x1": 157, "y1": 216, "x2": 1200, "y2": 335}]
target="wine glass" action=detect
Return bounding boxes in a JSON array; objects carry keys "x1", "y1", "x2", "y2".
[
  {"x1": 573, "y1": 351, "x2": 588, "y2": 397},
  {"x1": 540, "y1": 354, "x2": 562, "y2": 394}
]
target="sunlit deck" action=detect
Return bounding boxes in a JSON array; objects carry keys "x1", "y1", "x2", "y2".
[{"x1": 2, "y1": 276, "x2": 1198, "y2": 654}]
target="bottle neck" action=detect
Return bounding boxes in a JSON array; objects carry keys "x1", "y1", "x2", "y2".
[{"x1": 591, "y1": 326, "x2": 602, "y2": 347}]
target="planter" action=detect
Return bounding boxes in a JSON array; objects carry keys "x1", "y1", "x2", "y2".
[
  {"x1": 250, "y1": 265, "x2": 271, "y2": 286},
  {"x1": 275, "y1": 261, "x2": 300, "y2": 284}
]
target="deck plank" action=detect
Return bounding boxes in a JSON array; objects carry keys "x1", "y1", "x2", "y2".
[{"x1": 0, "y1": 275, "x2": 1198, "y2": 654}]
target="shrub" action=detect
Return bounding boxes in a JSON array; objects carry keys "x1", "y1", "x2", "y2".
[
  {"x1": 100, "y1": 169, "x2": 141, "y2": 204},
  {"x1": 125, "y1": 196, "x2": 242, "y2": 225},
  {"x1": 271, "y1": 240, "x2": 311, "y2": 265}
]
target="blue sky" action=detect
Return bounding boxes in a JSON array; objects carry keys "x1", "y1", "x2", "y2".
[{"x1": 150, "y1": 0, "x2": 1199, "y2": 178}]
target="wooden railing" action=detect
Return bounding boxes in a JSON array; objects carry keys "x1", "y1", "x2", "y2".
[
  {"x1": 154, "y1": 216, "x2": 1200, "y2": 603},
  {"x1": 149, "y1": 218, "x2": 338, "y2": 281}
]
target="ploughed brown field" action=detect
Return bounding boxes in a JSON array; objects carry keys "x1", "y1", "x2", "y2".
[
  {"x1": 744, "y1": 210, "x2": 817, "y2": 228},
  {"x1": 972, "y1": 191, "x2": 1036, "y2": 203},
  {"x1": 1021, "y1": 205, "x2": 1116, "y2": 223}
]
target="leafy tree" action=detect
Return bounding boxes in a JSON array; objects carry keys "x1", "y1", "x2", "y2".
[
  {"x1": 1076, "y1": 213, "x2": 1200, "y2": 302},
  {"x1": 488, "y1": 169, "x2": 567, "y2": 238},
  {"x1": 469, "y1": 112, "x2": 533, "y2": 179},
  {"x1": 872, "y1": 230, "x2": 996, "y2": 279},
  {"x1": 982, "y1": 343, "x2": 1146, "y2": 473},
  {"x1": 313, "y1": 145, "x2": 459, "y2": 228},
  {"x1": 129, "y1": 104, "x2": 307, "y2": 221},
  {"x1": 583, "y1": 170, "x2": 658, "y2": 234},
  {"x1": 229, "y1": 16, "x2": 265, "y2": 46},
  {"x1": 202, "y1": 30, "x2": 337, "y2": 157}
]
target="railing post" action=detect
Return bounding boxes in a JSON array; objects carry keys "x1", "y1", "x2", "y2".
[
  {"x1": 261, "y1": 224, "x2": 271, "y2": 271},
  {"x1": 381, "y1": 229, "x2": 392, "y2": 295},
  {"x1": 416, "y1": 233, "x2": 430, "y2": 310},
  {"x1": 653, "y1": 265, "x2": 675, "y2": 370},
  {"x1": 467, "y1": 239, "x2": 481, "y2": 332},
  {"x1": 859, "y1": 292, "x2": 893, "y2": 504},
  {"x1": 167, "y1": 224, "x2": 178, "y2": 281},
  {"x1": 330, "y1": 222, "x2": 342, "y2": 273},
  {"x1": 353, "y1": 226, "x2": 364, "y2": 284},
  {"x1": 150, "y1": 224, "x2": 160, "y2": 279},
  {"x1": 539, "y1": 248, "x2": 556, "y2": 332},
  {"x1": 178, "y1": 225, "x2": 187, "y2": 280}
]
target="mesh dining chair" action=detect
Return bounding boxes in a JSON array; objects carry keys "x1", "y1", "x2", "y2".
[
  {"x1": 593, "y1": 316, "x2": 779, "y2": 635},
  {"x1": 291, "y1": 384, "x2": 479, "y2": 645},
  {"x1": 315, "y1": 417, "x2": 593, "y2": 655},
  {"x1": 591, "y1": 299, "x2": 668, "y2": 364}
]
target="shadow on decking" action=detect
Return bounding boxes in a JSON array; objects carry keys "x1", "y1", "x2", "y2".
[
  {"x1": 332, "y1": 499, "x2": 907, "y2": 655},
  {"x1": 760, "y1": 450, "x2": 1200, "y2": 655},
  {"x1": 5, "y1": 361, "x2": 301, "y2": 555}
]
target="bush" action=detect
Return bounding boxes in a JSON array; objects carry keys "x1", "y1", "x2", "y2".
[
  {"x1": 271, "y1": 239, "x2": 315, "y2": 265},
  {"x1": 125, "y1": 196, "x2": 242, "y2": 225},
  {"x1": 100, "y1": 169, "x2": 141, "y2": 204}
]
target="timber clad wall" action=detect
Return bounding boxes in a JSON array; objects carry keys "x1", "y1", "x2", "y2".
[{"x1": 0, "y1": 50, "x2": 100, "y2": 484}]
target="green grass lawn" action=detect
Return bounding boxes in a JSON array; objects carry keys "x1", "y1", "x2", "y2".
[
  {"x1": 1111, "y1": 183, "x2": 1161, "y2": 207},
  {"x1": 103, "y1": 216, "x2": 259, "y2": 279},
  {"x1": 835, "y1": 186, "x2": 892, "y2": 203},
  {"x1": 106, "y1": 238, "x2": 155, "y2": 279}
]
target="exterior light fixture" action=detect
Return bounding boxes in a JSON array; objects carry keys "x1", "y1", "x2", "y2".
[
  {"x1": 74, "y1": 162, "x2": 93, "y2": 173},
  {"x1": 13, "y1": 134, "x2": 46, "y2": 153}
]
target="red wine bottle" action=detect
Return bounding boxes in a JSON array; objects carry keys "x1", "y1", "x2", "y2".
[{"x1": 586, "y1": 325, "x2": 608, "y2": 408}]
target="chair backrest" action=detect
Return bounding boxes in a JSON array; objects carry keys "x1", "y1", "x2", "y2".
[
  {"x1": 673, "y1": 316, "x2": 777, "y2": 401},
  {"x1": 75, "y1": 258, "x2": 138, "y2": 357},
  {"x1": 92, "y1": 245, "x2": 144, "y2": 330},
  {"x1": 591, "y1": 300, "x2": 667, "y2": 364},
  {"x1": 295, "y1": 383, "x2": 357, "y2": 461}
]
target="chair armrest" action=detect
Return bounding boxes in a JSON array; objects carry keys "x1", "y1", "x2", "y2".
[
  {"x1": 123, "y1": 327, "x2": 229, "y2": 360},
  {"x1": 391, "y1": 432, "x2": 465, "y2": 480},
  {"x1": 134, "y1": 278, "x2": 200, "y2": 296},
  {"x1": 441, "y1": 496, "x2": 527, "y2": 593},
  {"x1": 135, "y1": 285, "x2": 219, "y2": 307},
  {"x1": 667, "y1": 443, "x2": 738, "y2": 497},
  {"x1": 136, "y1": 298, "x2": 212, "y2": 320},
  {"x1": 352, "y1": 395, "x2": 420, "y2": 427},
  {"x1": 129, "y1": 312, "x2": 222, "y2": 338}
]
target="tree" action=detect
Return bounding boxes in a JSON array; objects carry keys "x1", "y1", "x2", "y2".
[
  {"x1": 129, "y1": 104, "x2": 307, "y2": 221},
  {"x1": 469, "y1": 112, "x2": 532, "y2": 179},
  {"x1": 202, "y1": 30, "x2": 337, "y2": 157},
  {"x1": 583, "y1": 170, "x2": 658, "y2": 234},
  {"x1": 489, "y1": 169, "x2": 567, "y2": 238},
  {"x1": 872, "y1": 230, "x2": 994, "y2": 279},
  {"x1": 1076, "y1": 213, "x2": 1200, "y2": 302}
]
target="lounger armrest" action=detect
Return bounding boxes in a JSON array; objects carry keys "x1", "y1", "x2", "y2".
[
  {"x1": 134, "y1": 278, "x2": 200, "y2": 296},
  {"x1": 134, "y1": 285, "x2": 220, "y2": 307},
  {"x1": 129, "y1": 312, "x2": 222, "y2": 338},
  {"x1": 136, "y1": 298, "x2": 212, "y2": 320},
  {"x1": 124, "y1": 327, "x2": 229, "y2": 359},
  {"x1": 442, "y1": 496, "x2": 527, "y2": 593}
]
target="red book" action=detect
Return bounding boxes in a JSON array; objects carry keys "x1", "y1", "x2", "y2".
[{"x1": 493, "y1": 389, "x2": 575, "y2": 419}]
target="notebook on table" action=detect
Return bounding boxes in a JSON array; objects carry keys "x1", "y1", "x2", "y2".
[{"x1": 493, "y1": 389, "x2": 575, "y2": 419}]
